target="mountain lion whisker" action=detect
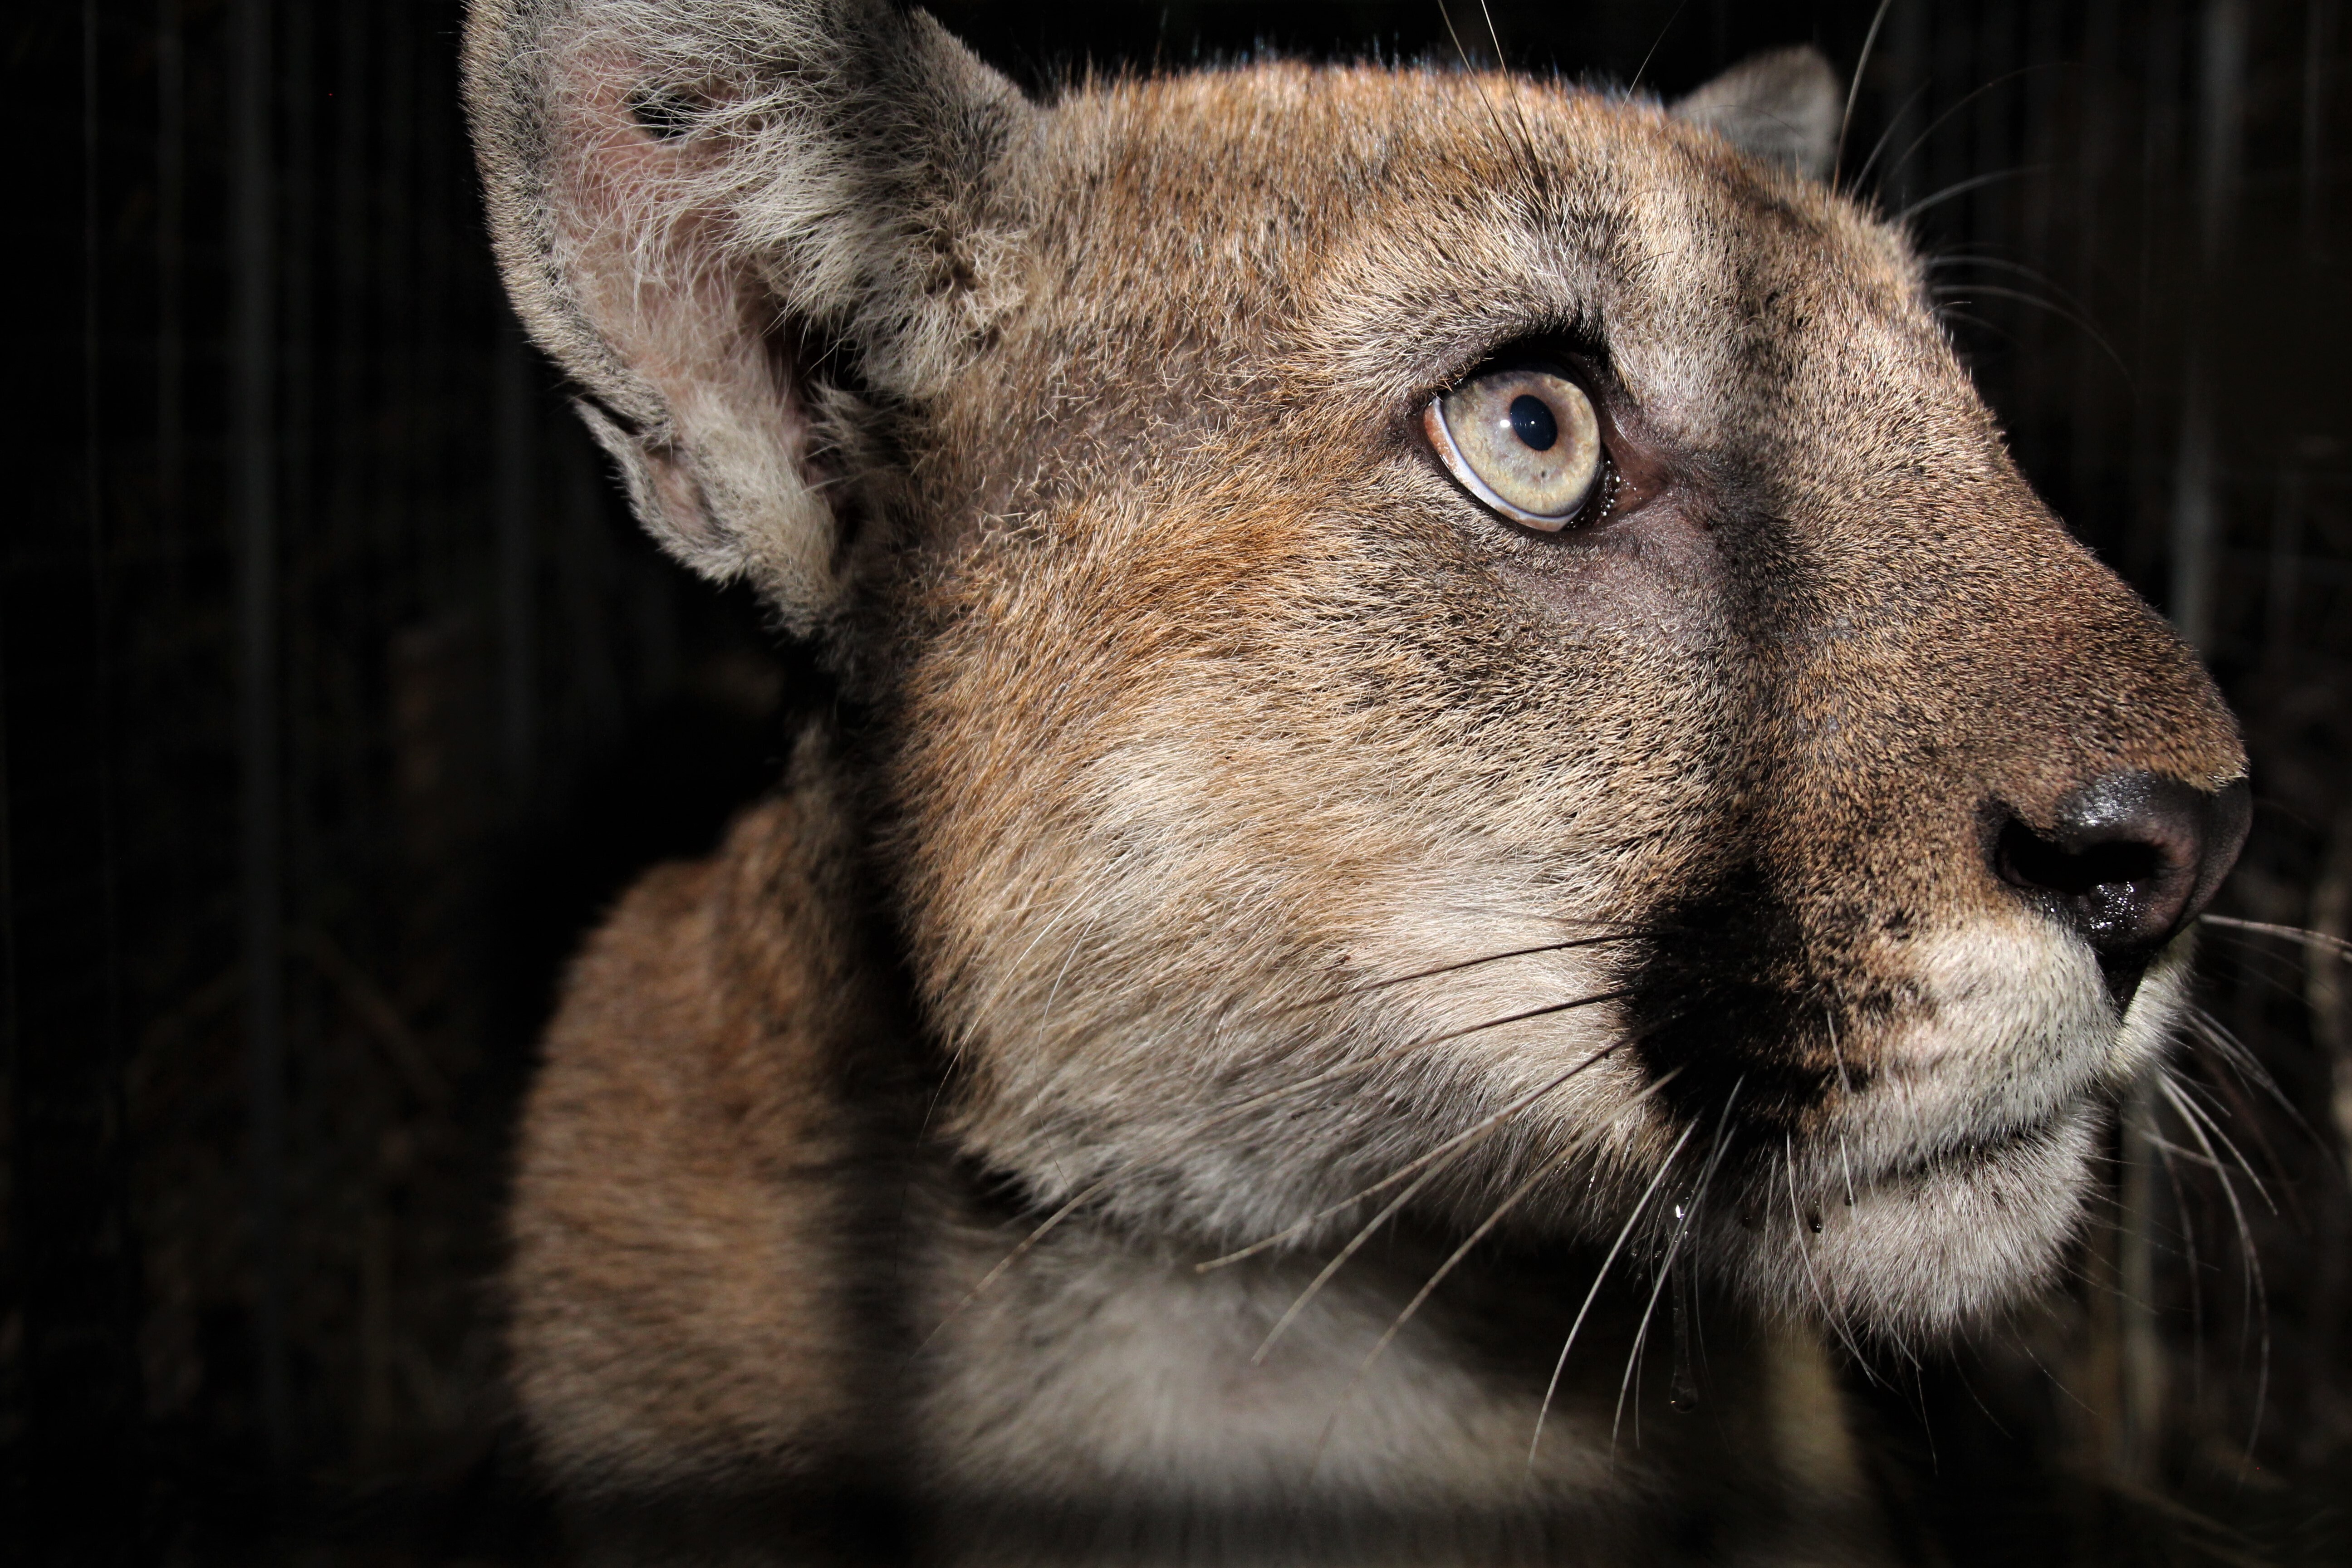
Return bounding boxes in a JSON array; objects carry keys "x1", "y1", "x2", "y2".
[
  {"x1": 1254, "y1": 1157, "x2": 1458, "y2": 1369},
  {"x1": 2140, "y1": 1127, "x2": 2230, "y2": 1176},
  {"x1": 1529, "y1": 1115, "x2": 1699, "y2": 1469},
  {"x1": 1257, "y1": 931, "x2": 1646, "y2": 1021},
  {"x1": 1244, "y1": 1045, "x2": 1652, "y2": 1363},
  {"x1": 2154, "y1": 1067, "x2": 2267, "y2": 1476},
  {"x1": 1280, "y1": 1063, "x2": 1701, "y2": 1406},
  {"x1": 2157, "y1": 1072, "x2": 2272, "y2": 1436},
  {"x1": 1612, "y1": 1080, "x2": 1742, "y2": 1455},
  {"x1": 1467, "y1": 0, "x2": 1557, "y2": 194},
  {"x1": 1433, "y1": 3, "x2": 1526, "y2": 174},
  {"x1": 1847, "y1": 77, "x2": 1935, "y2": 196},
  {"x1": 1872, "y1": 66, "x2": 2058, "y2": 196},
  {"x1": 926, "y1": 987, "x2": 1635, "y2": 1349},
  {"x1": 1892, "y1": 166, "x2": 2052, "y2": 229},
  {"x1": 1922, "y1": 251, "x2": 2086, "y2": 307},
  {"x1": 1203, "y1": 1032, "x2": 1627, "y2": 1275},
  {"x1": 1305, "y1": 1143, "x2": 1575, "y2": 1480},
  {"x1": 2199, "y1": 912, "x2": 2352, "y2": 961},
  {"x1": 2159, "y1": 1068, "x2": 2277, "y2": 1216},
  {"x1": 1926, "y1": 281, "x2": 2131, "y2": 380},
  {"x1": 2148, "y1": 1122, "x2": 2211, "y2": 1398},
  {"x1": 1821, "y1": 1010, "x2": 1860, "y2": 1210},
  {"x1": 2192, "y1": 954, "x2": 2319, "y2": 1015},
  {"x1": 2178, "y1": 1005, "x2": 2312, "y2": 1151},
  {"x1": 1787, "y1": 1134, "x2": 1871, "y2": 1368},
  {"x1": 1831, "y1": 0, "x2": 1895, "y2": 191},
  {"x1": 1932, "y1": 307, "x2": 2011, "y2": 345}
]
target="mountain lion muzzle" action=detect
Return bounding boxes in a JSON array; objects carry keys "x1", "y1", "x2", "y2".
[{"x1": 465, "y1": 4, "x2": 2249, "y2": 1561}]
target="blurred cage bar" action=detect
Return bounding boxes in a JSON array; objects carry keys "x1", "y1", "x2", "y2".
[{"x1": 2, "y1": 0, "x2": 2347, "y2": 1562}]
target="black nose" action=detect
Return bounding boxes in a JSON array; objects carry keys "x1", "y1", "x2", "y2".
[{"x1": 1991, "y1": 774, "x2": 2251, "y2": 991}]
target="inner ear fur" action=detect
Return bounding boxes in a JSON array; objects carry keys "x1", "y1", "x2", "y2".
[
  {"x1": 463, "y1": 0, "x2": 1032, "y2": 631},
  {"x1": 1671, "y1": 45, "x2": 1842, "y2": 182}
]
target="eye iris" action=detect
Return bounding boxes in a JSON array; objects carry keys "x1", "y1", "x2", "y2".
[
  {"x1": 1508, "y1": 394, "x2": 1558, "y2": 451},
  {"x1": 1427, "y1": 366, "x2": 1604, "y2": 531}
]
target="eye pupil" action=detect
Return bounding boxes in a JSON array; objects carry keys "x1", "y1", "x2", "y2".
[{"x1": 1508, "y1": 394, "x2": 1558, "y2": 452}]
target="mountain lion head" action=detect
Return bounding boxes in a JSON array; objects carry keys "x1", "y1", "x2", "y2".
[{"x1": 469, "y1": 0, "x2": 2246, "y2": 1378}]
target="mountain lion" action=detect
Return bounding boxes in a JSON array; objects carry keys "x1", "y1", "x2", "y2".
[{"x1": 464, "y1": 2, "x2": 2250, "y2": 1561}]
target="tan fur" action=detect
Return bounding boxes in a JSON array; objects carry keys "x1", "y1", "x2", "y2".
[{"x1": 469, "y1": 5, "x2": 2246, "y2": 1561}]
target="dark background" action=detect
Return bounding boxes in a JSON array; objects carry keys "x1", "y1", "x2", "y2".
[{"x1": 5, "y1": 0, "x2": 2348, "y2": 1562}]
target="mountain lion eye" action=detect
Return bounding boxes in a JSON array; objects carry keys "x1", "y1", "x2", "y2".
[{"x1": 1423, "y1": 367, "x2": 1605, "y2": 529}]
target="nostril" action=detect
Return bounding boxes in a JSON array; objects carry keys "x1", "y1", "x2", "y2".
[
  {"x1": 1987, "y1": 773, "x2": 2251, "y2": 986},
  {"x1": 1996, "y1": 824, "x2": 2168, "y2": 906}
]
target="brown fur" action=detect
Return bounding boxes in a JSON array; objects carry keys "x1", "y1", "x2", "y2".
[
  {"x1": 469, "y1": 5, "x2": 2246, "y2": 1561},
  {"x1": 508, "y1": 740, "x2": 901, "y2": 1487}
]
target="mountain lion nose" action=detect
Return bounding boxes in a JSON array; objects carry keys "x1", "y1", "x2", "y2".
[{"x1": 1991, "y1": 774, "x2": 2251, "y2": 988}]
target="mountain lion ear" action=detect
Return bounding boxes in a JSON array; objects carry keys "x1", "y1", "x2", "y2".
[
  {"x1": 1671, "y1": 46, "x2": 1842, "y2": 182},
  {"x1": 463, "y1": 0, "x2": 1032, "y2": 631}
]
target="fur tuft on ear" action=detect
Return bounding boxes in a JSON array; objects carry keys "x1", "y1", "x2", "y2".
[
  {"x1": 1671, "y1": 45, "x2": 1842, "y2": 182},
  {"x1": 463, "y1": 0, "x2": 1032, "y2": 632}
]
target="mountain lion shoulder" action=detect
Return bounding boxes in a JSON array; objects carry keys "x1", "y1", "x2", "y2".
[{"x1": 463, "y1": 3, "x2": 2249, "y2": 1562}]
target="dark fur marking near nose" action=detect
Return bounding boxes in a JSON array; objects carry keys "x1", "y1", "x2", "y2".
[
  {"x1": 1618, "y1": 862, "x2": 1876, "y2": 1134},
  {"x1": 1986, "y1": 774, "x2": 2250, "y2": 1005}
]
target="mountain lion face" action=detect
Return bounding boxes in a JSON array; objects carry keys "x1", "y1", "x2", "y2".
[
  {"x1": 470, "y1": 0, "x2": 2246, "y2": 1384},
  {"x1": 879, "y1": 63, "x2": 2247, "y2": 1344}
]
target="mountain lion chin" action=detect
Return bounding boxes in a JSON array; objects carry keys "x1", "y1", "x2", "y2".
[
  {"x1": 1709, "y1": 1104, "x2": 2100, "y2": 1340},
  {"x1": 1711, "y1": 929, "x2": 2148, "y2": 1339}
]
